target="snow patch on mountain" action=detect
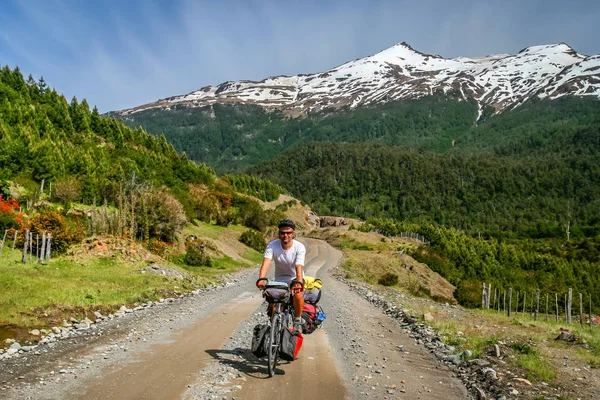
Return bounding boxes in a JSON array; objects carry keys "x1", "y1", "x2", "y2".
[{"x1": 117, "y1": 42, "x2": 600, "y2": 117}]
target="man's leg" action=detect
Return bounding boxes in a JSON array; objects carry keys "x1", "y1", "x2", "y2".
[{"x1": 292, "y1": 292, "x2": 304, "y2": 319}]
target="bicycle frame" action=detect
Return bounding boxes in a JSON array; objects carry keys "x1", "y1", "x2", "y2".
[{"x1": 264, "y1": 289, "x2": 294, "y2": 377}]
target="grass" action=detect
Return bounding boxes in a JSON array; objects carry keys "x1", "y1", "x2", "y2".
[
  {"x1": 341, "y1": 250, "x2": 433, "y2": 298},
  {"x1": 518, "y1": 353, "x2": 557, "y2": 382},
  {"x1": 0, "y1": 220, "x2": 263, "y2": 330},
  {"x1": 184, "y1": 219, "x2": 250, "y2": 240},
  {"x1": 0, "y1": 253, "x2": 194, "y2": 328},
  {"x1": 179, "y1": 254, "x2": 257, "y2": 279}
]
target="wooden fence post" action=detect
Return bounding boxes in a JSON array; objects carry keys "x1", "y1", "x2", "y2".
[
  {"x1": 0, "y1": 229, "x2": 7, "y2": 254},
  {"x1": 564, "y1": 294, "x2": 567, "y2": 322},
  {"x1": 555, "y1": 293, "x2": 559, "y2": 323},
  {"x1": 46, "y1": 234, "x2": 52, "y2": 260},
  {"x1": 487, "y1": 284, "x2": 492, "y2": 309},
  {"x1": 11, "y1": 230, "x2": 18, "y2": 256},
  {"x1": 523, "y1": 292, "x2": 527, "y2": 314},
  {"x1": 516, "y1": 290, "x2": 519, "y2": 314},
  {"x1": 503, "y1": 289, "x2": 506, "y2": 312},
  {"x1": 545, "y1": 294, "x2": 549, "y2": 321},
  {"x1": 535, "y1": 289, "x2": 540, "y2": 321},
  {"x1": 567, "y1": 289, "x2": 573, "y2": 324},
  {"x1": 508, "y1": 288, "x2": 512, "y2": 317},
  {"x1": 530, "y1": 292, "x2": 534, "y2": 318},
  {"x1": 21, "y1": 229, "x2": 29, "y2": 264},
  {"x1": 29, "y1": 231, "x2": 33, "y2": 263},
  {"x1": 40, "y1": 232, "x2": 46, "y2": 264},
  {"x1": 36, "y1": 234, "x2": 39, "y2": 262},
  {"x1": 590, "y1": 294, "x2": 593, "y2": 327},
  {"x1": 482, "y1": 283, "x2": 487, "y2": 309},
  {"x1": 497, "y1": 289, "x2": 501, "y2": 311},
  {"x1": 580, "y1": 293, "x2": 583, "y2": 326}
]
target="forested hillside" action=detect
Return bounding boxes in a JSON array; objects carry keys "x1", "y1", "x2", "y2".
[
  {"x1": 115, "y1": 94, "x2": 600, "y2": 174},
  {"x1": 250, "y1": 139, "x2": 600, "y2": 239},
  {"x1": 358, "y1": 219, "x2": 600, "y2": 313},
  {"x1": 114, "y1": 94, "x2": 478, "y2": 172},
  {"x1": 0, "y1": 65, "x2": 284, "y2": 246}
]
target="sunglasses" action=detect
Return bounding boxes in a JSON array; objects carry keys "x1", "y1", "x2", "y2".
[{"x1": 279, "y1": 231, "x2": 294, "y2": 235}]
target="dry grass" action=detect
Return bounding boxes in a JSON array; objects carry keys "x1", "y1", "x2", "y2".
[
  {"x1": 309, "y1": 225, "x2": 600, "y2": 398},
  {"x1": 307, "y1": 227, "x2": 456, "y2": 301}
]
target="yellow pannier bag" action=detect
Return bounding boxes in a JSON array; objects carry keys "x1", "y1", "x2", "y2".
[{"x1": 303, "y1": 276, "x2": 323, "y2": 289}]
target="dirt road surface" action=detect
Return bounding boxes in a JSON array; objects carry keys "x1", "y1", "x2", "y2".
[{"x1": 1, "y1": 238, "x2": 469, "y2": 400}]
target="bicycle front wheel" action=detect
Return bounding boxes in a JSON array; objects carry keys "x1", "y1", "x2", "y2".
[{"x1": 267, "y1": 312, "x2": 280, "y2": 377}]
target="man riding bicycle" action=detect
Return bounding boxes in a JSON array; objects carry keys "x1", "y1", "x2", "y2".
[{"x1": 256, "y1": 219, "x2": 305, "y2": 331}]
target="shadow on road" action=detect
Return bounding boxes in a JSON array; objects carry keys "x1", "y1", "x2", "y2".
[{"x1": 206, "y1": 348, "x2": 290, "y2": 379}]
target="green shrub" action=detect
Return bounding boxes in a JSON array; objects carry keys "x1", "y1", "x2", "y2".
[
  {"x1": 184, "y1": 240, "x2": 212, "y2": 267},
  {"x1": 510, "y1": 341, "x2": 539, "y2": 355},
  {"x1": 378, "y1": 272, "x2": 399, "y2": 286},
  {"x1": 453, "y1": 280, "x2": 483, "y2": 308},
  {"x1": 239, "y1": 229, "x2": 266, "y2": 252}
]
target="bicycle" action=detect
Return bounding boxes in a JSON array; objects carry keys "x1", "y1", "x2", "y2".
[{"x1": 260, "y1": 280, "x2": 297, "y2": 377}]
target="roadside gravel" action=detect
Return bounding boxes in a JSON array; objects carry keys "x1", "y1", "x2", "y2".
[{"x1": 0, "y1": 267, "x2": 260, "y2": 400}]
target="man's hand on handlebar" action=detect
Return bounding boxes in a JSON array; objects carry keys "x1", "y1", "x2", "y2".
[
  {"x1": 290, "y1": 279, "x2": 304, "y2": 295},
  {"x1": 256, "y1": 277, "x2": 268, "y2": 290}
]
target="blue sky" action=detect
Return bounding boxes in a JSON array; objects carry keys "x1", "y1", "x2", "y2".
[{"x1": 1, "y1": 0, "x2": 598, "y2": 113}]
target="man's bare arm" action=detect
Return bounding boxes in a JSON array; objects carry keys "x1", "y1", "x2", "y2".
[
  {"x1": 295, "y1": 264, "x2": 303, "y2": 283},
  {"x1": 259, "y1": 258, "x2": 271, "y2": 278}
]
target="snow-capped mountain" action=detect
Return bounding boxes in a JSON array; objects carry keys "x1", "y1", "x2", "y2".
[{"x1": 117, "y1": 42, "x2": 600, "y2": 119}]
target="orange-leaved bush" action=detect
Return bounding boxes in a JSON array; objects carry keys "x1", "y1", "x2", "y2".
[
  {"x1": 21, "y1": 210, "x2": 85, "y2": 254},
  {"x1": 0, "y1": 198, "x2": 22, "y2": 231}
]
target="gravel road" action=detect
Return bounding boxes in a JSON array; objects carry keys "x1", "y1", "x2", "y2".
[{"x1": 0, "y1": 238, "x2": 470, "y2": 400}]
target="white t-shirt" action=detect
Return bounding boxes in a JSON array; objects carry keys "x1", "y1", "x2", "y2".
[{"x1": 263, "y1": 239, "x2": 306, "y2": 283}]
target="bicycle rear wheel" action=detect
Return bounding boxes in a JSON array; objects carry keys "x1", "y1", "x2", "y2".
[{"x1": 267, "y1": 312, "x2": 280, "y2": 377}]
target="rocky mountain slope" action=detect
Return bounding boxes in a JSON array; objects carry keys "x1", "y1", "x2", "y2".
[{"x1": 116, "y1": 42, "x2": 600, "y2": 119}]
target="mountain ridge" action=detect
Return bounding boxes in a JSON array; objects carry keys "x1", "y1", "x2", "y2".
[{"x1": 115, "y1": 42, "x2": 600, "y2": 119}]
